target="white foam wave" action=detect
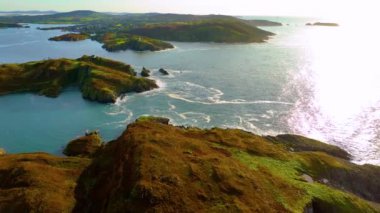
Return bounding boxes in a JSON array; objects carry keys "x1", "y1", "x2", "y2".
[
  {"x1": 168, "y1": 103, "x2": 176, "y2": 110},
  {"x1": 167, "y1": 81, "x2": 293, "y2": 106},
  {"x1": 177, "y1": 112, "x2": 211, "y2": 123}
]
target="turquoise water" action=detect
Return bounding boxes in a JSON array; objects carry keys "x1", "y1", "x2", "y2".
[{"x1": 1, "y1": 18, "x2": 380, "y2": 164}]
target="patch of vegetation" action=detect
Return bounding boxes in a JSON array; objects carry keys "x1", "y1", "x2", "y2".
[{"x1": 0, "y1": 55, "x2": 158, "y2": 103}]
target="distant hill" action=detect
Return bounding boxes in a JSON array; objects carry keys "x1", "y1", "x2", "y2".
[
  {"x1": 0, "y1": 10, "x2": 57, "y2": 16},
  {"x1": 128, "y1": 19, "x2": 274, "y2": 43},
  {"x1": 0, "y1": 10, "x2": 110, "y2": 24}
]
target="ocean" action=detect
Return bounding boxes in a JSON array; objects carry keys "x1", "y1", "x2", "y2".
[{"x1": 0, "y1": 17, "x2": 379, "y2": 164}]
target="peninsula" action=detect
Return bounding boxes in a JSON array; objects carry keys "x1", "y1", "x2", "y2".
[
  {"x1": 49, "y1": 33, "x2": 90, "y2": 41},
  {"x1": 244, "y1": 19, "x2": 283, "y2": 27},
  {"x1": 0, "y1": 22, "x2": 25, "y2": 28},
  {"x1": 0, "y1": 117, "x2": 379, "y2": 212},
  {"x1": 0, "y1": 55, "x2": 158, "y2": 103}
]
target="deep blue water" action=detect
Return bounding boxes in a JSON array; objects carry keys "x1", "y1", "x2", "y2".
[{"x1": 1, "y1": 18, "x2": 380, "y2": 164}]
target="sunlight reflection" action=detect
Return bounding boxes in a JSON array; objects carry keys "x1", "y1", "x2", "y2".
[{"x1": 287, "y1": 18, "x2": 380, "y2": 164}]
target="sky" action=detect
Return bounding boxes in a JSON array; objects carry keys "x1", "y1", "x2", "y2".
[{"x1": 0, "y1": 0, "x2": 379, "y2": 18}]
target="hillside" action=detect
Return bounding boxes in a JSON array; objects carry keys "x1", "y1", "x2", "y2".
[
  {"x1": 0, "y1": 117, "x2": 379, "y2": 212},
  {"x1": 128, "y1": 19, "x2": 274, "y2": 43},
  {"x1": 0, "y1": 55, "x2": 158, "y2": 103}
]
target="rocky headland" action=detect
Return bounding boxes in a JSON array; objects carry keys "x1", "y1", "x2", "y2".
[
  {"x1": 244, "y1": 19, "x2": 282, "y2": 27},
  {"x1": 0, "y1": 117, "x2": 379, "y2": 212},
  {"x1": 49, "y1": 33, "x2": 90, "y2": 41},
  {"x1": 0, "y1": 55, "x2": 158, "y2": 103}
]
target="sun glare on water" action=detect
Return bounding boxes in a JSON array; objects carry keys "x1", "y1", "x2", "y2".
[{"x1": 287, "y1": 13, "x2": 380, "y2": 164}]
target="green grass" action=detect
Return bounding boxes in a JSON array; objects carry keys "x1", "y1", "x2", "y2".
[{"x1": 230, "y1": 148, "x2": 378, "y2": 213}]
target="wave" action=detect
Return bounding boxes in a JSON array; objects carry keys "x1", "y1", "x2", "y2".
[{"x1": 167, "y1": 81, "x2": 293, "y2": 106}]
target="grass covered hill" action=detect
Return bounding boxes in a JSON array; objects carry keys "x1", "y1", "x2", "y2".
[
  {"x1": 0, "y1": 117, "x2": 379, "y2": 212},
  {"x1": 0, "y1": 55, "x2": 158, "y2": 103},
  {"x1": 128, "y1": 19, "x2": 274, "y2": 43}
]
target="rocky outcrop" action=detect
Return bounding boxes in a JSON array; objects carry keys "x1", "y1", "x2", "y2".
[
  {"x1": 73, "y1": 118, "x2": 380, "y2": 213},
  {"x1": 265, "y1": 134, "x2": 351, "y2": 160},
  {"x1": 0, "y1": 55, "x2": 158, "y2": 103},
  {"x1": 140, "y1": 67, "x2": 151, "y2": 77},
  {"x1": 64, "y1": 131, "x2": 103, "y2": 157},
  {"x1": 0, "y1": 118, "x2": 379, "y2": 212}
]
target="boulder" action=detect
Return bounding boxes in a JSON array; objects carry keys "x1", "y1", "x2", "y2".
[
  {"x1": 158, "y1": 68, "x2": 169, "y2": 75},
  {"x1": 0, "y1": 148, "x2": 6, "y2": 156},
  {"x1": 141, "y1": 67, "x2": 151, "y2": 77}
]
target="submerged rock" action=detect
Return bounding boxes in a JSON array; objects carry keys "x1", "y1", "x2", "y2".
[
  {"x1": 64, "y1": 131, "x2": 103, "y2": 157},
  {"x1": 158, "y1": 68, "x2": 169, "y2": 75},
  {"x1": 0, "y1": 148, "x2": 6, "y2": 156}
]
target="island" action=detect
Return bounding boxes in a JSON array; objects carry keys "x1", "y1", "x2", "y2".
[
  {"x1": 0, "y1": 22, "x2": 25, "y2": 28},
  {"x1": 0, "y1": 10, "x2": 276, "y2": 52},
  {"x1": 0, "y1": 117, "x2": 379, "y2": 212},
  {"x1": 244, "y1": 19, "x2": 283, "y2": 27},
  {"x1": 49, "y1": 33, "x2": 90, "y2": 41},
  {"x1": 0, "y1": 55, "x2": 158, "y2": 103},
  {"x1": 306, "y1": 22, "x2": 339, "y2": 27}
]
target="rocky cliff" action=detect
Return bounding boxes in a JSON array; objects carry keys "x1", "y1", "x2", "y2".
[{"x1": 0, "y1": 117, "x2": 379, "y2": 212}]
